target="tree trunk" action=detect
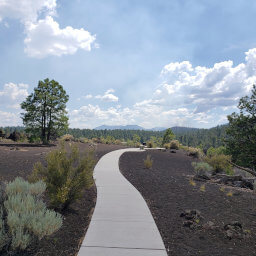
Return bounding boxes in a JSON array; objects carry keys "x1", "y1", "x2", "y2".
[{"x1": 47, "y1": 109, "x2": 52, "y2": 142}]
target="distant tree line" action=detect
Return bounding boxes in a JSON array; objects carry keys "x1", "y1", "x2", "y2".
[
  {"x1": 66, "y1": 125, "x2": 227, "y2": 151},
  {"x1": 67, "y1": 128, "x2": 165, "y2": 142},
  {"x1": 0, "y1": 124, "x2": 227, "y2": 151},
  {"x1": 174, "y1": 125, "x2": 227, "y2": 150}
]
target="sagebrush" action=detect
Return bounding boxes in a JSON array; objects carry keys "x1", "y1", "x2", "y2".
[
  {"x1": 192, "y1": 162, "x2": 213, "y2": 176},
  {"x1": 0, "y1": 177, "x2": 62, "y2": 254}
]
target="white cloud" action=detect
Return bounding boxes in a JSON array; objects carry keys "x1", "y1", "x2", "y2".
[
  {"x1": 156, "y1": 48, "x2": 256, "y2": 113},
  {"x1": 95, "y1": 89, "x2": 119, "y2": 102},
  {"x1": 24, "y1": 16, "x2": 96, "y2": 58},
  {"x1": 0, "y1": 83, "x2": 29, "y2": 108},
  {"x1": 0, "y1": 0, "x2": 56, "y2": 23},
  {"x1": 0, "y1": 110, "x2": 21, "y2": 126},
  {"x1": 0, "y1": 0, "x2": 96, "y2": 58},
  {"x1": 70, "y1": 104, "x2": 129, "y2": 128},
  {"x1": 83, "y1": 94, "x2": 93, "y2": 99},
  {"x1": 69, "y1": 48, "x2": 256, "y2": 129}
]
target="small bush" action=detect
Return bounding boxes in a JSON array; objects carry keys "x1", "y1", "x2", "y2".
[
  {"x1": 189, "y1": 148, "x2": 201, "y2": 158},
  {"x1": 8, "y1": 131, "x2": 27, "y2": 142},
  {"x1": 163, "y1": 143, "x2": 170, "y2": 149},
  {"x1": 204, "y1": 154, "x2": 233, "y2": 175},
  {"x1": 0, "y1": 177, "x2": 62, "y2": 254},
  {"x1": 30, "y1": 144, "x2": 96, "y2": 210},
  {"x1": 60, "y1": 134, "x2": 74, "y2": 142},
  {"x1": 5, "y1": 177, "x2": 46, "y2": 197},
  {"x1": 207, "y1": 146, "x2": 227, "y2": 157},
  {"x1": 92, "y1": 137, "x2": 101, "y2": 143},
  {"x1": 147, "y1": 141, "x2": 154, "y2": 148},
  {"x1": 144, "y1": 155, "x2": 153, "y2": 169},
  {"x1": 170, "y1": 140, "x2": 180, "y2": 150},
  {"x1": 114, "y1": 139, "x2": 122, "y2": 145},
  {"x1": 28, "y1": 136, "x2": 41, "y2": 143},
  {"x1": 192, "y1": 162, "x2": 213, "y2": 176}
]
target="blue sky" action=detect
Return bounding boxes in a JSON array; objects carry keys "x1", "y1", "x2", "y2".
[{"x1": 0, "y1": 0, "x2": 256, "y2": 129}]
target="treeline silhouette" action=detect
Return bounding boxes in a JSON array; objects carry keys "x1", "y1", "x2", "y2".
[{"x1": 1, "y1": 125, "x2": 227, "y2": 150}]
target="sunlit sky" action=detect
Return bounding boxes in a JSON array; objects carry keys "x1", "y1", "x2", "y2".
[{"x1": 1, "y1": 0, "x2": 256, "y2": 129}]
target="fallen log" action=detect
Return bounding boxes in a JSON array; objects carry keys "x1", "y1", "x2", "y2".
[{"x1": 228, "y1": 161, "x2": 256, "y2": 177}]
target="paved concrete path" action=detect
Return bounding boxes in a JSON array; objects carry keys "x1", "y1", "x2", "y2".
[{"x1": 78, "y1": 148, "x2": 168, "y2": 256}]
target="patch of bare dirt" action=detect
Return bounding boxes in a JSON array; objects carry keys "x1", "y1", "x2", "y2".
[{"x1": 120, "y1": 149, "x2": 256, "y2": 256}]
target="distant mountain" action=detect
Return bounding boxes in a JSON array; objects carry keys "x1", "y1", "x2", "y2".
[
  {"x1": 171, "y1": 126, "x2": 200, "y2": 133},
  {"x1": 94, "y1": 125, "x2": 202, "y2": 132},
  {"x1": 94, "y1": 125, "x2": 145, "y2": 130}
]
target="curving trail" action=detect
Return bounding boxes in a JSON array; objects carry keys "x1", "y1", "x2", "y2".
[{"x1": 78, "y1": 148, "x2": 167, "y2": 256}]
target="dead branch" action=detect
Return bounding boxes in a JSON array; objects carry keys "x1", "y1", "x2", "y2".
[{"x1": 228, "y1": 160, "x2": 256, "y2": 177}]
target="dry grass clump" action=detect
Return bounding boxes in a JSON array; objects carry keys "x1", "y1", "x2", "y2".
[
  {"x1": 169, "y1": 140, "x2": 180, "y2": 150},
  {"x1": 146, "y1": 141, "x2": 154, "y2": 148},
  {"x1": 163, "y1": 143, "x2": 170, "y2": 149},
  {"x1": 60, "y1": 134, "x2": 75, "y2": 142},
  {"x1": 144, "y1": 155, "x2": 153, "y2": 169},
  {"x1": 181, "y1": 146, "x2": 202, "y2": 158}
]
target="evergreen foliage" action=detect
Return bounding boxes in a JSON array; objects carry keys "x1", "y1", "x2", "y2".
[
  {"x1": 226, "y1": 85, "x2": 256, "y2": 171},
  {"x1": 162, "y1": 128, "x2": 175, "y2": 146},
  {"x1": 21, "y1": 79, "x2": 69, "y2": 144}
]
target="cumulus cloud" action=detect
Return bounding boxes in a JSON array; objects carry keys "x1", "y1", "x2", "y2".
[
  {"x1": 70, "y1": 48, "x2": 256, "y2": 129},
  {"x1": 0, "y1": 110, "x2": 21, "y2": 126},
  {"x1": 0, "y1": 83, "x2": 29, "y2": 108},
  {"x1": 159, "y1": 49, "x2": 256, "y2": 113},
  {"x1": 95, "y1": 89, "x2": 119, "y2": 102},
  {"x1": 24, "y1": 16, "x2": 96, "y2": 58},
  {"x1": 0, "y1": 0, "x2": 96, "y2": 58},
  {"x1": 0, "y1": 0, "x2": 56, "y2": 23},
  {"x1": 69, "y1": 102, "x2": 200, "y2": 129},
  {"x1": 70, "y1": 104, "x2": 129, "y2": 128},
  {"x1": 83, "y1": 94, "x2": 93, "y2": 99}
]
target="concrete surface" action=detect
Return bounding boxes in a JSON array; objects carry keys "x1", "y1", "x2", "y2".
[{"x1": 78, "y1": 148, "x2": 168, "y2": 256}]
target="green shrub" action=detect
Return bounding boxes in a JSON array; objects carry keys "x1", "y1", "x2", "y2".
[
  {"x1": 207, "y1": 146, "x2": 227, "y2": 157},
  {"x1": 192, "y1": 162, "x2": 213, "y2": 176},
  {"x1": 204, "y1": 154, "x2": 233, "y2": 175},
  {"x1": 0, "y1": 177, "x2": 62, "y2": 254},
  {"x1": 30, "y1": 144, "x2": 96, "y2": 210},
  {"x1": 170, "y1": 140, "x2": 180, "y2": 150},
  {"x1": 144, "y1": 155, "x2": 153, "y2": 169},
  {"x1": 28, "y1": 135, "x2": 41, "y2": 143}
]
